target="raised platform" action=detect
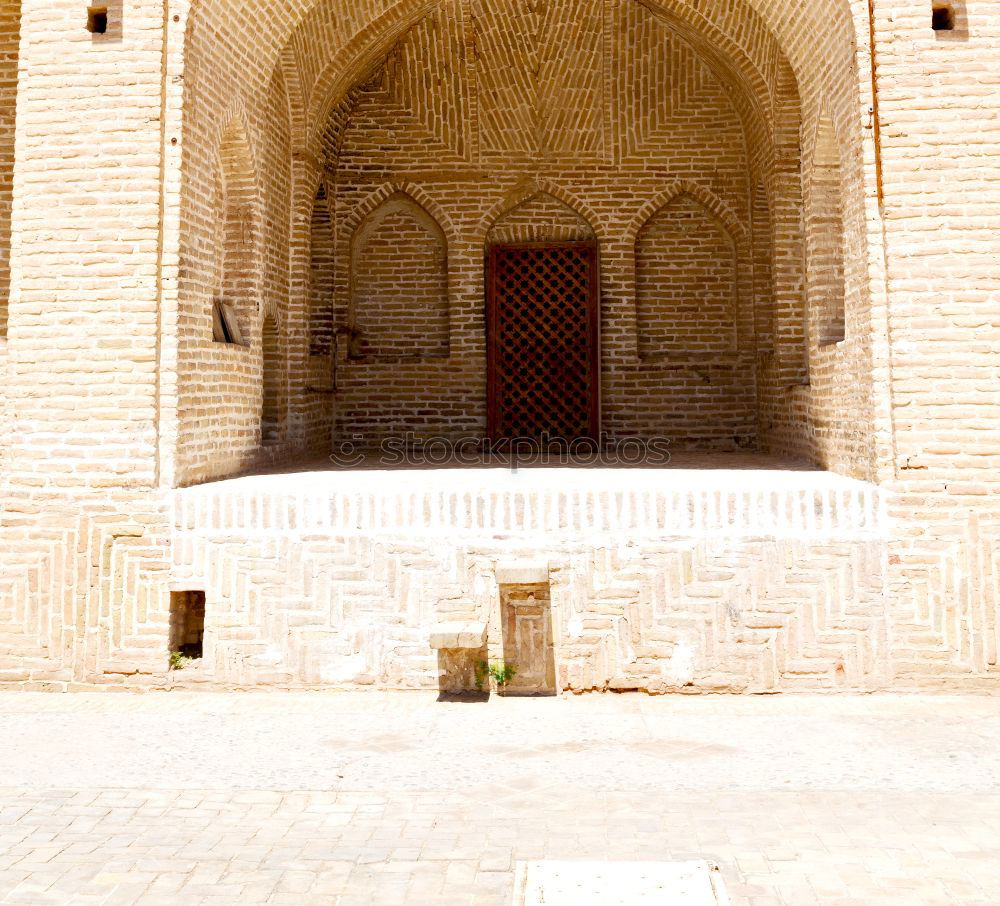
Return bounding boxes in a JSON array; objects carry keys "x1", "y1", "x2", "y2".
[
  {"x1": 161, "y1": 456, "x2": 894, "y2": 693},
  {"x1": 173, "y1": 455, "x2": 885, "y2": 540}
]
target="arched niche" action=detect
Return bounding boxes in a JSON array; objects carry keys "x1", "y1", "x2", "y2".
[
  {"x1": 807, "y1": 113, "x2": 846, "y2": 347},
  {"x1": 309, "y1": 181, "x2": 335, "y2": 356},
  {"x1": 214, "y1": 119, "x2": 259, "y2": 345},
  {"x1": 261, "y1": 314, "x2": 283, "y2": 445},
  {"x1": 349, "y1": 190, "x2": 449, "y2": 360},
  {"x1": 635, "y1": 193, "x2": 738, "y2": 360}
]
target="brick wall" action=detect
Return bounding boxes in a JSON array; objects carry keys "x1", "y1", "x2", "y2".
[
  {"x1": 325, "y1": 0, "x2": 765, "y2": 450},
  {"x1": 0, "y1": 0, "x2": 18, "y2": 339},
  {"x1": 3, "y1": 0, "x2": 166, "y2": 491},
  {"x1": 308, "y1": 183, "x2": 335, "y2": 357},
  {"x1": 2, "y1": 0, "x2": 996, "y2": 692},
  {"x1": 871, "y1": 0, "x2": 1000, "y2": 684},
  {"x1": 174, "y1": 54, "x2": 292, "y2": 485}
]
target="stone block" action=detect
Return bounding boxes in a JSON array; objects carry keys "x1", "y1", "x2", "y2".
[
  {"x1": 496, "y1": 562, "x2": 549, "y2": 585},
  {"x1": 428, "y1": 622, "x2": 487, "y2": 650}
]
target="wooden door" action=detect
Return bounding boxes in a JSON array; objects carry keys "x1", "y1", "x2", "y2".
[
  {"x1": 487, "y1": 242, "x2": 600, "y2": 442},
  {"x1": 501, "y1": 585, "x2": 556, "y2": 695}
]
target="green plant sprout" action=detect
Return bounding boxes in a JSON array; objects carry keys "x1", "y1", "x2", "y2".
[
  {"x1": 476, "y1": 659, "x2": 517, "y2": 692},
  {"x1": 169, "y1": 650, "x2": 193, "y2": 671}
]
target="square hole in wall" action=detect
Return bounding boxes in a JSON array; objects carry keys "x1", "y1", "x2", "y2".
[
  {"x1": 87, "y1": 1, "x2": 123, "y2": 40},
  {"x1": 170, "y1": 590, "x2": 205, "y2": 661},
  {"x1": 86, "y1": 6, "x2": 108, "y2": 34},
  {"x1": 932, "y1": 2, "x2": 955, "y2": 30}
]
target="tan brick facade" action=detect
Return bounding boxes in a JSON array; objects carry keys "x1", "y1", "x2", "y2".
[{"x1": 0, "y1": 0, "x2": 997, "y2": 692}]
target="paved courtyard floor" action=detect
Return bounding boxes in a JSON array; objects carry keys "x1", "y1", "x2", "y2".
[{"x1": 0, "y1": 692, "x2": 998, "y2": 905}]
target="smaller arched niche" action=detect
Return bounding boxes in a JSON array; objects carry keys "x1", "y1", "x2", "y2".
[
  {"x1": 309, "y1": 182, "x2": 335, "y2": 356},
  {"x1": 635, "y1": 194, "x2": 738, "y2": 360},
  {"x1": 349, "y1": 191, "x2": 448, "y2": 360},
  {"x1": 261, "y1": 314, "x2": 282, "y2": 445},
  {"x1": 807, "y1": 114, "x2": 846, "y2": 347},
  {"x1": 212, "y1": 120, "x2": 258, "y2": 345},
  {"x1": 751, "y1": 182, "x2": 775, "y2": 351},
  {"x1": 486, "y1": 192, "x2": 595, "y2": 245}
]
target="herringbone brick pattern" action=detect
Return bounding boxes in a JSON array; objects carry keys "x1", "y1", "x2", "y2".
[
  {"x1": 0, "y1": 474, "x2": 998, "y2": 692},
  {"x1": 0, "y1": 500, "x2": 172, "y2": 689}
]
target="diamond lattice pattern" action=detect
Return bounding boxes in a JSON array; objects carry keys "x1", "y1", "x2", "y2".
[{"x1": 490, "y1": 244, "x2": 597, "y2": 440}]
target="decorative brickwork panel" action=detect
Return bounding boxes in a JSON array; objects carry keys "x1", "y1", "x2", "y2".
[
  {"x1": 488, "y1": 243, "x2": 599, "y2": 441},
  {"x1": 635, "y1": 195, "x2": 738, "y2": 360},
  {"x1": 618, "y1": 1, "x2": 732, "y2": 161},
  {"x1": 472, "y1": 0, "x2": 604, "y2": 159},
  {"x1": 350, "y1": 192, "x2": 449, "y2": 360}
]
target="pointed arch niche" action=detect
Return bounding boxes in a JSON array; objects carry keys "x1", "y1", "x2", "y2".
[
  {"x1": 634, "y1": 193, "x2": 739, "y2": 360},
  {"x1": 807, "y1": 114, "x2": 846, "y2": 347},
  {"x1": 214, "y1": 119, "x2": 260, "y2": 345},
  {"x1": 308, "y1": 181, "x2": 335, "y2": 357},
  {"x1": 348, "y1": 190, "x2": 449, "y2": 360}
]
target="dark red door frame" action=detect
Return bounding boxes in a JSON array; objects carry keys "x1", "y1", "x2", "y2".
[{"x1": 486, "y1": 241, "x2": 600, "y2": 442}]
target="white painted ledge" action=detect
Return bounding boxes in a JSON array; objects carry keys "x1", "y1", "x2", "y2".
[{"x1": 172, "y1": 466, "x2": 886, "y2": 540}]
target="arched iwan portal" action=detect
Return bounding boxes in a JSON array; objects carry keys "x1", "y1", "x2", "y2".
[{"x1": 169, "y1": 0, "x2": 874, "y2": 482}]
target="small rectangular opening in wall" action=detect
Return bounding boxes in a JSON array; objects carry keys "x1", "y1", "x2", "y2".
[
  {"x1": 932, "y1": 2, "x2": 955, "y2": 30},
  {"x1": 169, "y1": 591, "x2": 205, "y2": 661},
  {"x1": 212, "y1": 299, "x2": 244, "y2": 345},
  {"x1": 86, "y1": 6, "x2": 108, "y2": 33}
]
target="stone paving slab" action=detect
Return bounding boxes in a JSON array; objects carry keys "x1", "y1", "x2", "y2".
[
  {"x1": 0, "y1": 693, "x2": 997, "y2": 904},
  {"x1": 512, "y1": 860, "x2": 729, "y2": 905}
]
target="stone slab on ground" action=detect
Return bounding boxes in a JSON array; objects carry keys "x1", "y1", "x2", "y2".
[{"x1": 512, "y1": 860, "x2": 729, "y2": 905}]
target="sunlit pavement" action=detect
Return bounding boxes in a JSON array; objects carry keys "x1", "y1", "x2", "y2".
[{"x1": 0, "y1": 692, "x2": 998, "y2": 904}]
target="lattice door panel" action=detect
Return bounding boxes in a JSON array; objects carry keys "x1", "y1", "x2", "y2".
[{"x1": 488, "y1": 242, "x2": 600, "y2": 441}]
